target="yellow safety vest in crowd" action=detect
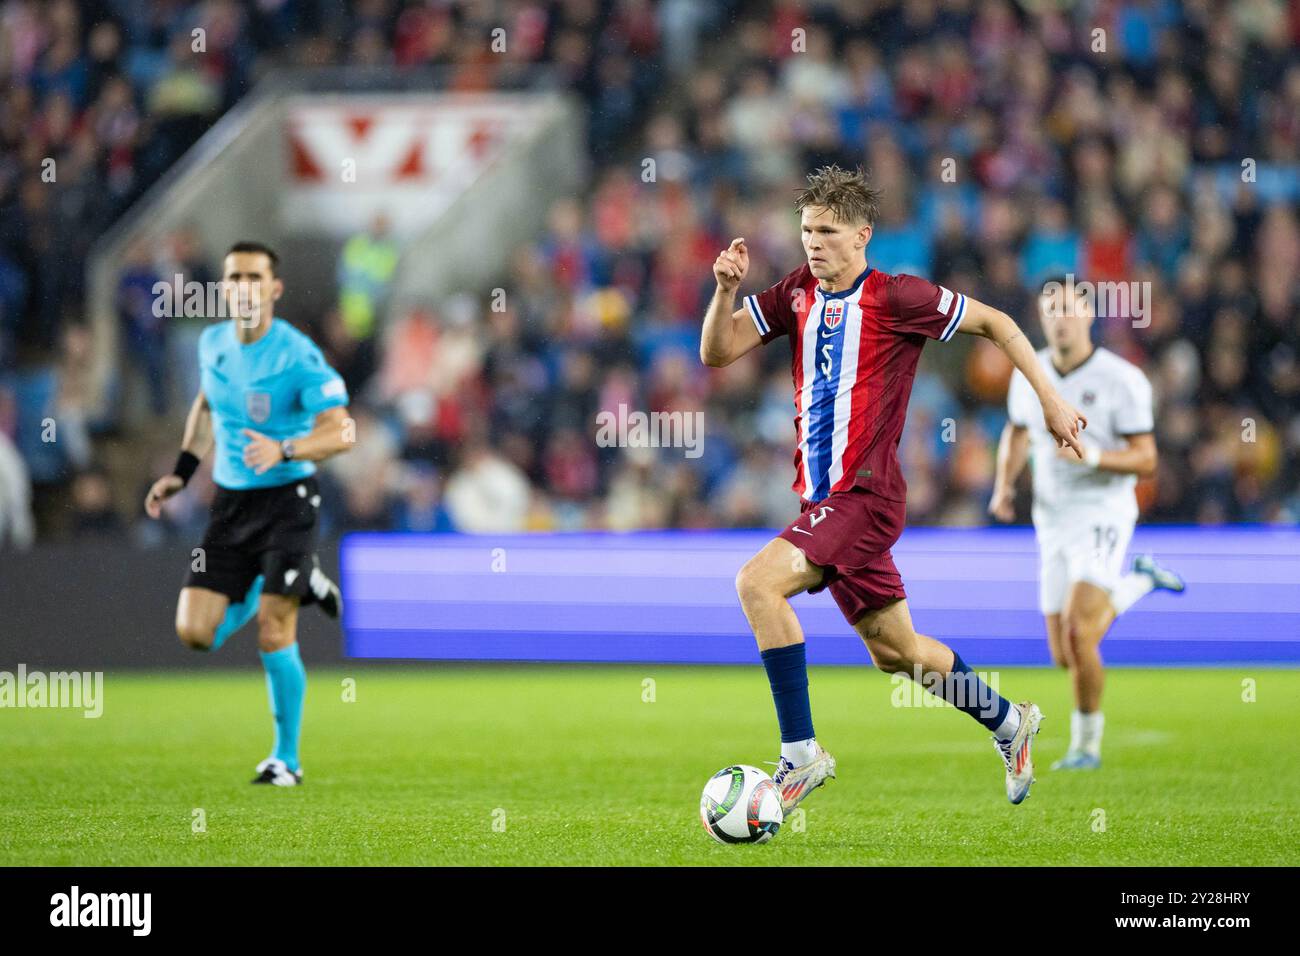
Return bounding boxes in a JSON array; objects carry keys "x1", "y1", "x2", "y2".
[{"x1": 339, "y1": 234, "x2": 399, "y2": 339}]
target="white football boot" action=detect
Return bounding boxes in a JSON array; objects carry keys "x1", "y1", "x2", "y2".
[
  {"x1": 994, "y1": 702, "x2": 1042, "y2": 804},
  {"x1": 771, "y1": 745, "x2": 837, "y2": 813}
]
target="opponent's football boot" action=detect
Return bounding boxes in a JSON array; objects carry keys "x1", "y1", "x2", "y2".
[
  {"x1": 1131, "y1": 554, "x2": 1185, "y2": 594},
  {"x1": 1051, "y1": 749, "x2": 1101, "y2": 771}
]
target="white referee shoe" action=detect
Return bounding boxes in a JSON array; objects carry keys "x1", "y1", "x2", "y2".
[{"x1": 251, "y1": 757, "x2": 303, "y2": 787}]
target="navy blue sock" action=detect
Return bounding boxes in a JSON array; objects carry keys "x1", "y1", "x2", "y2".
[
  {"x1": 761, "y1": 643, "x2": 815, "y2": 742},
  {"x1": 940, "y1": 651, "x2": 1011, "y2": 733}
]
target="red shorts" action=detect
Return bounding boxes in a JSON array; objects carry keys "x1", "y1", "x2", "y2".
[{"x1": 777, "y1": 487, "x2": 907, "y2": 625}]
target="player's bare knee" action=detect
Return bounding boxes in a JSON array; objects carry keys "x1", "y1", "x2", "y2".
[
  {"x1": 1059, "y1": 631, "x2": 1091, "y2": 672},
  {"x1": 1052, "y1": 627, "x2": 1076, "y2": 669},
  {"x1": 1063, "y1": 632, "x2": 1084, "y2": 668},
  {"x1": 1065, "y1": 610, "x2": 1103, "y2": 648},
  {"x1": 257, "y1": 630, "x2": 294, "y2": 653},
  {"x1": 256, "y1": 618, "x2": 292, "y2": 652},
  {"x1": 176, "y1": 619, "x2": 216, "y2": 651},
  {"x1": 255, "y1": 604, "x2": 295, "y2": 652},
  {"x1": 255, "y1": 605, "x2": 287, "y2": 632},
  {"x1": 735, "y1": 560, "x2": 773, "y2": 610},
  {"x1": 866, "y1": 642, "x2": 910, "y2": 674},
  {"x1": 855, "y1": 615, "x2": 915, "y2": 674},
  {"x1": 1072, "y1": 631, "x2": 1102, "y2": 664}
]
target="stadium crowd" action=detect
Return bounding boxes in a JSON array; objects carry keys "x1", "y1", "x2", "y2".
[{"x1": 1, "y1": 0, "x2": 1297, "y2": 548}]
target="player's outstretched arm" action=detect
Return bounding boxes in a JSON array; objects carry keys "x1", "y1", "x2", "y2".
[
  {"x1": 145, "y1": 391, "x2": 211, "y2": 519},
  {"x1": 989, "y1": 422, "x2": 1030, "y2": 522},
  {"x1": 958, "y1": 299, "x2": 1087, "y2": 458},
  {"x1": 700, "y1": 237, "x2": 762, "y2": 368},
  {"x1": 1055, "y1": 431, "x2": 1157, "y2": 477},
  {"x1": 242, "y1": 405, "x2": 353, "y2": 475}
]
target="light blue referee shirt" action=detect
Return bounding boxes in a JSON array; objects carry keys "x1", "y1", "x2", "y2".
[{"x1": 198, "y1": 318, "x2": 349, "y2": 490}]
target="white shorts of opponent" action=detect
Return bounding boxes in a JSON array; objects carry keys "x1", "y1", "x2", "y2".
[{"x1": 1032, "y1": 502, "x2": 1137, "y2": 616}]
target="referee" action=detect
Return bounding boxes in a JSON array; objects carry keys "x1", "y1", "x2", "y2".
[{"x1": 145, "y1": 241, "x2": 353, "y2": 786}]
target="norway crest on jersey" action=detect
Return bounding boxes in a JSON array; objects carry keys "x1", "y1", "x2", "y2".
[
  {"x1": 246, "y1": 391, "x2": 271, "y2": 424},
  {"x1": 822, "y1": 299, "x2": 845, "y2": 331}
]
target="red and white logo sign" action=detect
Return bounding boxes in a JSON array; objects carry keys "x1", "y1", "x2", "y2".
[
  {"x1": 281, "y1": 96, "x2": 541, "y2": 238},
  {"x1": 286, "y1": 110, "x2": 504, "y2": 185}
]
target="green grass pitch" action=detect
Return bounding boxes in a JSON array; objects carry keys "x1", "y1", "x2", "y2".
[{"x1": 2, "y1": 664, "x2": 1296, "y2": 866}]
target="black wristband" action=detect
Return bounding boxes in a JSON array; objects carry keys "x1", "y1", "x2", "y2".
[{"x1": 173, "y1": 451, "x2": 200, "y2": 486}]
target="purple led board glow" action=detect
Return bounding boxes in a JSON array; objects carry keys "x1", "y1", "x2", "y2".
[{"x1": 340, "y1": 527, "x2": 1300, "y2": 665}]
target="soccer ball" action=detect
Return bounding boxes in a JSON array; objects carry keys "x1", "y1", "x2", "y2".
[{"x1": 699, "y1": 764, "x2": 783, "y2": 844}]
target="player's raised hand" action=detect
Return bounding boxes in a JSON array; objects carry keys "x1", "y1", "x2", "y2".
[
  {"x1": 144, "y1": 474, "x2": 184, "y2": 519},
  {"x1": 1040, "y1": 392, "x2": 1088, "y2": 458},
  {"x1": 713, "y1": 237, "x2": 749, "y2": 293},
  {"x1": 242, "y1": 428, "x2": 283, "y2": 474}
]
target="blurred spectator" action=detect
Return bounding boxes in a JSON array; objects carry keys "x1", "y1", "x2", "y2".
[
  {"x1": 115, "y1": 239, "x2": 167, "y2": 416},
  {"x1": 443, "y1": 443, "x2": 531, "y2": 532},
  {"x1": 69, "y1": 467, "x2": 121, "y2": 538},
  {"x1": 0, "y1": 425, "x2": 34, "y2": 550},
  {"x1": 390, "y1": 462, "x2": 455, "y2": 533},
  {"x1": 337, "y1": 211, "x2": 398, "y2": 343},
  {"x1": 158, "y1": 226, "x2": 215, "y2": 406},
  {"x1": 2, "y1": 0, "x2": 1297, "y2": 542}
]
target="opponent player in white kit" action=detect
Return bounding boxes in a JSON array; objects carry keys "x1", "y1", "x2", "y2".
[{"x1": 989, "y1": 279, "x2": 1184, "y2": 770}]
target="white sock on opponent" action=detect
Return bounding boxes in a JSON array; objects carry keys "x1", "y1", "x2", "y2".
[
  {"x1": 1071, "y1": 709, "x2": 1105, "y2": 756},
  {"x1": 781, "y1": 738, "x2": 820, "y2": 766},
  {"x1": 1110, "y1": 572, "x2": 1155, "y2": 615},
  {"x1": 1082, "y1": 711, "x2": 1104, "y2": 756}
]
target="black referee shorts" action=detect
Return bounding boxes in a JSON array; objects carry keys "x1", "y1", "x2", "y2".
[{"x1": 183, "y1": 476, "x2": 320, "y2": 602}]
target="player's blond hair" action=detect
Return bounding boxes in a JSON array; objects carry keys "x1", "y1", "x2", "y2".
[{"x1": 794, "y1": 165, "x2": 881, "y2": 227}]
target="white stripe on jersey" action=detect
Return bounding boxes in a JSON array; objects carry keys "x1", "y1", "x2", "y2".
[
  {"x1": 940, "y1": 293, "x2": 966, "y2": 342},
  {"x1": 744, "y1": 295, "x2": 769, "y2": 336},
  {"x1": 797, "y1": 298, "x2": 820, "y2": 496},
  {"x1": 826, "y1": 299, "x2": 863, "y2": 491}
]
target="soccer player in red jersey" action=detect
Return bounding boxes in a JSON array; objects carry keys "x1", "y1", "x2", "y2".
[{"x1": 700, "y1": 166, "x2": 1088, "y2": 808}]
